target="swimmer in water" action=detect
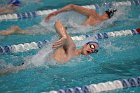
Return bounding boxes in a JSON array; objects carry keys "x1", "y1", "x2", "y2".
[
  {"x1": 52, "y1": 20, "x2": 99, "y2": 63},
  {"x1": 0, "y1": 26, "x2": 30, "y2": 35},
  {"x1": 0, "y1": 21, "x2": 99, "y2": 63},
  {"x1": 0, "y1": 20, "x2": 99, "y2": 75},
  {"x1": 45, "y1": 4, "x2": 117, "y2": 26},
  {"x1": 0, "y1": 0, "x2": 21, "y2": 14}
]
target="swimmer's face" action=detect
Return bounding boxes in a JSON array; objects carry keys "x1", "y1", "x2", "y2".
[{"x1": 81, "y1": 43, "x2": 98, "y2": 55}]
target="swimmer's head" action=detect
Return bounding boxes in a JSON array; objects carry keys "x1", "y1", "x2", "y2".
[
  {"x1": 8, "y1": 0, "x2": 21, "y2": 6},
  {"x1": 81, "y1": 41, "x2": 99, "y2": 55},
  {"x1": 105, "y1": 9, "x2": 117, "y2": 18}
]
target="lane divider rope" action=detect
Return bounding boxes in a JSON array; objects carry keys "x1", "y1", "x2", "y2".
[
  {"x1": 1, "y1": 0, "x2": 139, "y2": 21},
  {"x1": 43, "y1": 76, "x2": 140, "y2": 93},
  {"x1": 0, "y1": 5, "x2": 95, "y2": 21},
  {"x1": 0, "y1": 28, "x2": 139, "y2": 54}
]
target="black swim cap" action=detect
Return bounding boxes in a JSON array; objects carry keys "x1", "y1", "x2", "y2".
[{"x1": 105, "y1": 9, "x2": 117, "y2": 18}]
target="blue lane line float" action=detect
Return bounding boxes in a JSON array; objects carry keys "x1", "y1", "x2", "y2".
[
  {"x1": 45, "y1": 76, "x2": 140, "y2": 93},
  {"x1": 0, "y1": 46, "x2": 5, "y2": 54},
  {"x1": 1, "y1": 0, "x2": 139, "y2": 21},
  {"x1": 4, "y1": 45, "x2": 11, "y2": 53},
  {"x1": 0, "y1": 28, "x2": 139, "y2": 54}
]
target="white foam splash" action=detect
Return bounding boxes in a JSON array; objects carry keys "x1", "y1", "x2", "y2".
[
  {"x1": 28, "y1": 43, "x2": 54, "y2": 67},
  {"x1": 27, "y1": 7, "x2": 129, "y2": 35}
]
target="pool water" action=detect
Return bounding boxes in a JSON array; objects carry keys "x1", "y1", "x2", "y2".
[{"x1": 0, "y1": 0, "x2": 140, "y2": 93}]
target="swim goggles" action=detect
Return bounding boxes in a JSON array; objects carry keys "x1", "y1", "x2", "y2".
[{"x1": 86, "y1": 42, "x2": 99, "y2": 54}]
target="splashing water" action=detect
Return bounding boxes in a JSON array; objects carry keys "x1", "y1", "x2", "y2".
[
  {"x1": 24, "y1": 5, "x2": 129, "y2": 35},
  {"x1": 27, "y1": 42, "x2": 56, "y2": 67},
  {"x1": 0, "y1": 59, "x2": 28, "y2": 75},
  {"x1": 0, "y1": 42, "x2": 56, "y2": 75},
  {"x1": 31, "y1": 36, "x2": 60, "y2": 66}
]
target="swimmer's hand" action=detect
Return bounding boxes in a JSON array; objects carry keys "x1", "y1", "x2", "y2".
[
  {"x1": 11, "y1": 26, "x2": 25, "y2": 34},
  {"x1": 45, "y1": 11, "x2": 58, "y2": 22},
  {"x1": 11, "y1": 26, "x2": 29, "y2": 34},
  {"x1": 52, "y1": 37, "x2": 67, "y2": 49}
]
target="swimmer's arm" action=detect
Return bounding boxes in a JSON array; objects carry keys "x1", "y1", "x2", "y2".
[
  {"x1": 53, "y1": 20, "x2": 76, "y2": 52},
  {"x1": 55, "y1": 4, "x2": 95, "y2": 16},
  {"x1": 54, "y1": 20, "x2": 68, "y2": 38},
  {"x1": 46, "y1": 4, "x2": 95, "y2": 21},
  {"x1": 0, "y1": 30, "x2": 16, "y2": 35},
  {"x1": 0, "y1": 29, "x2": 30, "y2": 36},
  {"x1": 0, "y1": 30, "x2": 28, "y2": 36},
  {"x1": 0, "y1": 8, "x2": 9, "y2": 14},
  {"x1": 16, "y1": 30, "x2": 32, "y2": 34},
  {"x1": 52, "y1": 20, "x2": 68, "y2": 48},
  {"x1": 12, "y1": 26, "x2": 32, "y2": 35},
  {"x1": 0, "y1": 8, "x2": 5, "y2": 13},
  {"x1": 0, "y1": 6, "x2": 14, "y2": 14}
]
